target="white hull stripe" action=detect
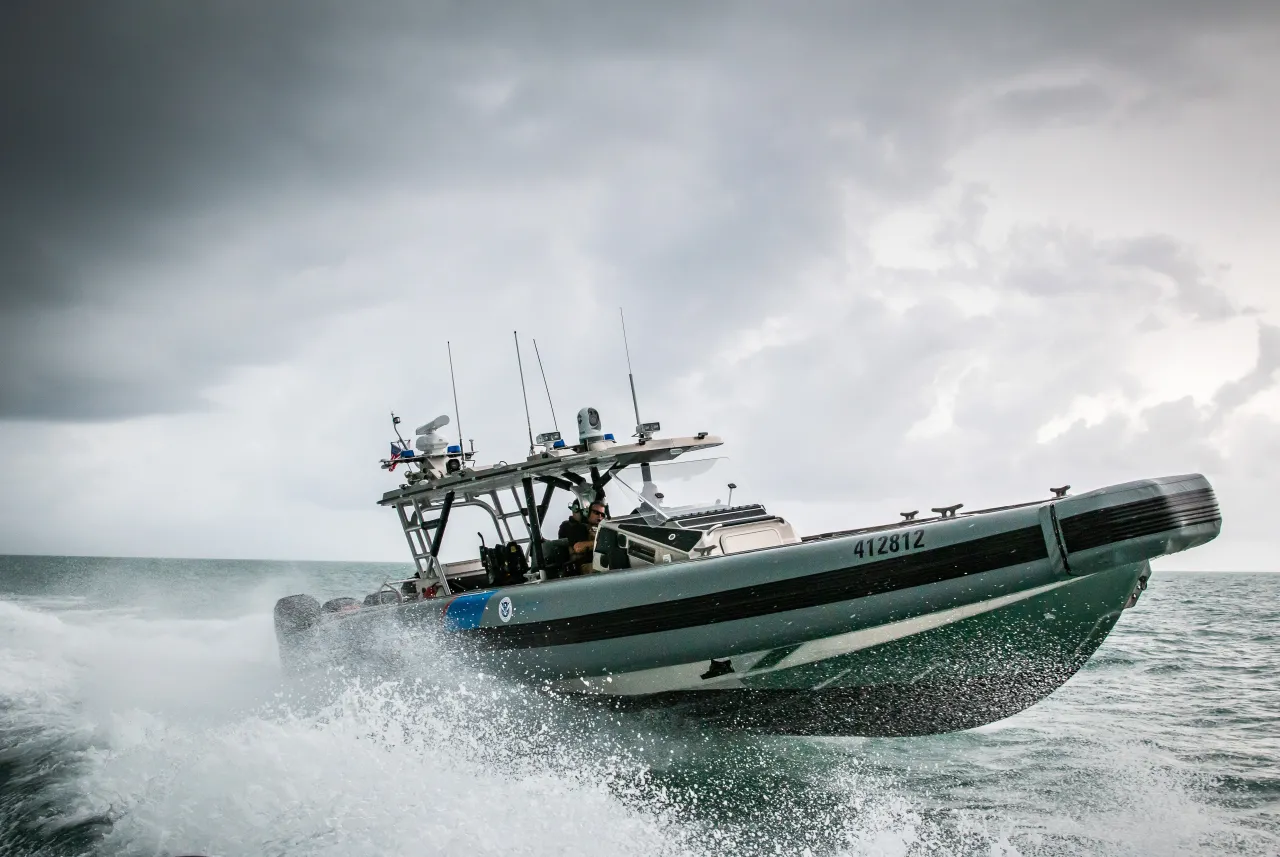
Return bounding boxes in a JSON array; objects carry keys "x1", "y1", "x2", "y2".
[{"x1": 564, "y1": 577, "x2": 1077, "y2": 697}]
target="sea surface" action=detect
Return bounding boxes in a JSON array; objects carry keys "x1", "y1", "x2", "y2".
[{"x1": 0, "y1": 555, "x2": 1276, "y2": 857}]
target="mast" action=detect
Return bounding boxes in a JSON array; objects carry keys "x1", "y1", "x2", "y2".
[
  {"x1": 620, "y1": 307, "x2": 643, "y2": 434},
  {"x1": 514, "y1": 331, "x2": 535, "y2": 454},
  {"x1": 447, "y1": 341, "x2": 464, "y2": 456},
  {"x1": 532, "y1": 338, "x2": 560, "y2": 433}
]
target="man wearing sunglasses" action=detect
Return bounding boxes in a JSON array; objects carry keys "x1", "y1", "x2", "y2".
[{"x1": 559, "y1": 500, "x2": 607, "y2": 575}]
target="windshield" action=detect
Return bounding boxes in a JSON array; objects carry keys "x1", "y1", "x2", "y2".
[{"x1": 606, "y1": 457, "x2": 738, "y2": 522}]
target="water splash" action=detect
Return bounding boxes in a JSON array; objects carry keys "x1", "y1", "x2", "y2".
[{"x1": 2, "y1": 559, "x2": 1277, "y2": 856}]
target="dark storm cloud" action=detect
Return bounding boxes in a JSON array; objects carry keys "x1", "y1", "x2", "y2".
[
  {"x1": 0, "y1": 231, "x2": 75, "y2": 312},
  {"x1": 2, "y1": 1, "x2": 1277, "y2": 419},
  {"x1": 986, "y1": 81, "x2": 1119, "y2": 127}
]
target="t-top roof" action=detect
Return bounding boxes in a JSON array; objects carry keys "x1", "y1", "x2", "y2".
[{"x1": 377, "y1": 434, "x2": 724, "y2": 506}]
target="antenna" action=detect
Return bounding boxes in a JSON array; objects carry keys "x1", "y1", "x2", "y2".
[
  {"x1": 532, "y1": 338, "x2": 559, "y2": 433},
  {"x1": 447, "y1": 341, "x2": 464, "y2": 457},
  {"x1": 620, "y1": 308, "x2": 641, "y2": 429},
  {"x1": 620, "y1": 308, "x2": 659, "y2": 441},
  {"x1": 514, "y1": 331, "x2": 535, "y2": 454}
]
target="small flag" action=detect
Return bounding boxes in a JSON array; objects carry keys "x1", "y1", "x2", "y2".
[{"x1": 387, "y1": 443, "x2": 414, "y2": 471}]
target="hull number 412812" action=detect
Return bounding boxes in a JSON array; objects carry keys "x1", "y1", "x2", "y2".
[{"x1": 853, "y1": 530, "x2": 924, "y2": 559}]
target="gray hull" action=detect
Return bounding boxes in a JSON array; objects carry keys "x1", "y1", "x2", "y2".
[{"x1": 279, "y1": 474, "x2": 1220, "y2": 735}]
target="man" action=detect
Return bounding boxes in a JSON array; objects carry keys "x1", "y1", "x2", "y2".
[
  {"x1": 559, "y1": 499, "x2": 606, "y2": 575},
  {"x1": 558, "y1": 500, "x2": 586, "y2": 540}
]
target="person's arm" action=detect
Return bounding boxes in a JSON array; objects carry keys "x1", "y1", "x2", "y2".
[{"x1": 571, "y1": 526, "x2": 597, "y2": 556}]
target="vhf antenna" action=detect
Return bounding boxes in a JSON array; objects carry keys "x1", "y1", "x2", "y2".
[
  {"x1": 447, "y1": 341, "x2": 464, "y2": 459},
  {"x1": 621, "y1": 308, "x2": 657, "y2": 441},
  {"x1": 621, "y1": 308, "x2": 640, "y2": 428},
  {"x1": 532, "y1": 338, "x2": 559, "y2": 433},
  {"x1": 514, "y1": 331, "x2": 535, "y2": 454}
]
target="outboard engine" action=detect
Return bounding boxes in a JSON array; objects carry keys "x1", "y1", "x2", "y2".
[
  {"x1": 363, "y1": 590, "x2": 402, "y2": 607},
  {"x1": 274, "y1": 594, "x2": 322, "y2": 673}
]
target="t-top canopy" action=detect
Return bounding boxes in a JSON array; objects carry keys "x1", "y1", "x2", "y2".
[{"x1": 377, "y1": 434, "x2": 723, "y2": 507}]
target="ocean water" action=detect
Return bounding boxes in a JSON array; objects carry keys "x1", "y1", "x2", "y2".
[{"x1": 0, "y1": 555, "x2": 1276, "y2": 857}]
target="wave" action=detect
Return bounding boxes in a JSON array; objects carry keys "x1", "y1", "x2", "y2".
[
  {"x1": 3, "y1": 562, "x2": 1279, "y2": 856},
  {"x1": 0, "y1": 597, "x2": 957, "y2": 857}
]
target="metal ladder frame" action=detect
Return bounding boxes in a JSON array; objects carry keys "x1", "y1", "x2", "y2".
[{"x1": 392, "y1": 484, "x2": 555, "y2": 591}]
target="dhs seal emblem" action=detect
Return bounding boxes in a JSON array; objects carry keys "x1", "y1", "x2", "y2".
[{"x1": 498, "y1": 597, "x2": 514, "y2": 623}]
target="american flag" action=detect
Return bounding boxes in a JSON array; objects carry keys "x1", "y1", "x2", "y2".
[{"x1": 387, "y1": 443, "x2": 414, "y2": 471}]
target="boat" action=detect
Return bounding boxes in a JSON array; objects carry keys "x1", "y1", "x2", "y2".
[{"x1": 273, "y1": 395, "x2": 1221, "y2": 736}]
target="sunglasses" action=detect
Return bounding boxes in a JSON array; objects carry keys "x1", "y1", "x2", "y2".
[{"x1": 588, "y1": 508, "x2": 606, "y2": 516}]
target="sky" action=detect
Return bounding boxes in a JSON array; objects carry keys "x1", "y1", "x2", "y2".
[{"x1": 1, "y1": 2, "x2": 1277, "y2": 569}]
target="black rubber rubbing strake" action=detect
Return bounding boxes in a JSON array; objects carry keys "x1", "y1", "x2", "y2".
[
  {"x1": 1059, "y1": 487, "x2": 1220, "y2": 553},
  {"x1": 462, "y1": 526, "x2": 1048, "y2": 649}
]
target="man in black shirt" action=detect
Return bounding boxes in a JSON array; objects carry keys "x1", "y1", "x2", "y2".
[
  {"x1": 558, "y1": 500, "x2": 586, "y2": 541},
  {"x1": 558, "y1": 500, "x2": 606, "y2": 575}
]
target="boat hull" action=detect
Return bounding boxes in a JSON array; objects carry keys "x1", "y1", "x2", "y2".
[
  {"x1": 600, "y1": 560, "x2": 1146, "y2": 736},
  {"x1": 278, "y1": 474, "x2": 1220, "y2": 736}
]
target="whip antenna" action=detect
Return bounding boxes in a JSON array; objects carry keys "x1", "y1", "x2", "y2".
[
  {"x1": 447, "y1": 341, "x2": 464, "y2": 455},
  {"x1": 514, "y1": 331, "x2": 535, "y2": 454},
  {"x1": 532, "y1": 338, "x2": 559, "y2": 433},
  {"x1": 621, "y1": 308, "x2": 641, "y2": 428},
  {"x1": 620, "y1": 307, "x2": 657, "y2": 440}
]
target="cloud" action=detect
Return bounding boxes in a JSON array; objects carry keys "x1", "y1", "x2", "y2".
[
  {"x1": 656, "y1": 187, "x2": 1278, "y2": 565},
  {"x1": 1212, "y1": 322, "x2": 1280, "y2": 415},
  {"x1": 4, "y1": 1, "x2": 1278, "y2": 420},
  {"x1": 0, "y1": 2, "x2": 1277, "y2": 564}
]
